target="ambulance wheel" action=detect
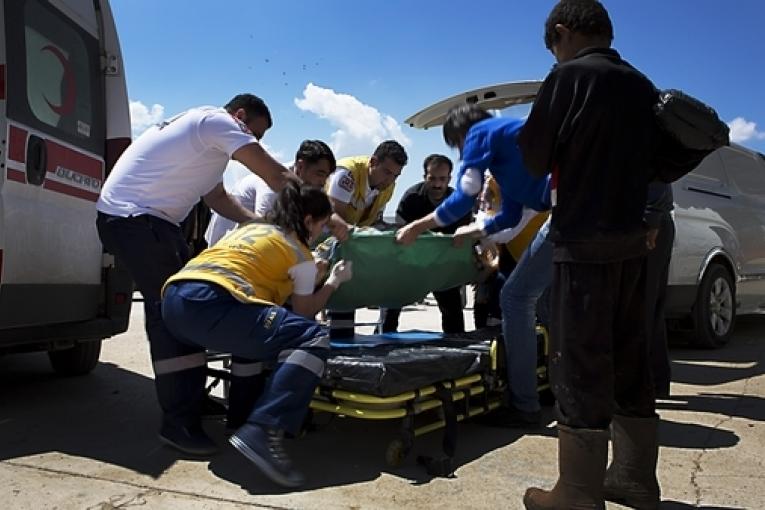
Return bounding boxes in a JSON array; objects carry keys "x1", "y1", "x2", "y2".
[
  {"x1": 48, "y1": 340, "x2": 102, "y2": 376},
  {"x1": 385, "y1": 436, "x2": 412, "y2": 467}
]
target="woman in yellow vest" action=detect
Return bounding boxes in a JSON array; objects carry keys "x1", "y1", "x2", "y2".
[{"x1": 162, "y1": 180, "x2": 352, "y2": 488}]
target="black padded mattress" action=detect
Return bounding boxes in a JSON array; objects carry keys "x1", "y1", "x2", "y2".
[{"x1": 320, "y1": 329, "x2": 499, "y2": 397}]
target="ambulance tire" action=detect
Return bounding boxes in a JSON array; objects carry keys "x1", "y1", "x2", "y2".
[{"x1": 48, "y1": 340, "x2": 102, "y2": 376}]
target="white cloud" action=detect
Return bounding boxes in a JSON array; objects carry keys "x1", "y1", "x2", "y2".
[
  {"x1": 727, "y1": 117, "x2": 765, "y2": 143},
  {"x1": 294, "y1": 83, "x2": 411, "y2": 157},
  {"x1": 129, "y1": 100, "x2": 164, "y2": 137}
]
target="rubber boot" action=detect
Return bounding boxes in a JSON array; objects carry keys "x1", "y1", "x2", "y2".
[
  {"x1": 523, "y1": 424, "x2": 608, "y2": 510},
  {"x1": 603, "y1": 415, "x2": 661, "y2": 509}
]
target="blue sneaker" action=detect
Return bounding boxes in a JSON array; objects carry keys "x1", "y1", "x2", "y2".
[{"x1": 229, "y1": 424, "x2": 305, "y2": 488}]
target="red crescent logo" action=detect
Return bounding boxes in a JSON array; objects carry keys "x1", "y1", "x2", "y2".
[{"x1": 41, "y1": 44, "x2": 76, "y2": 116}]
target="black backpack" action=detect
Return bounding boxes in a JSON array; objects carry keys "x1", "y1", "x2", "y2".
[{"x1": 651, "y1": 89, "x2": 730, "y2": 183}]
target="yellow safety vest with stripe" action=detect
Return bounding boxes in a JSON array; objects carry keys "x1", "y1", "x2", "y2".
[
  {"x1": 331, "y1": 156, "x2": 395, "y2": 226},
  {"x1": 164, "y1": 223, "x2": 314, "y2": 306},
  {"x1": 484, "y1": 177, "x2": 550, "y2": 261}
]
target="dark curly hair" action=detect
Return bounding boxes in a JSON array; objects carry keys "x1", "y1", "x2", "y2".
[
  {"x1": 295, "y1": 139, "x2": 336, "y2": 172},
  {"x1": 373, "y1": 140, "x2": 408, "y2": 167},
  {"x1": 265, "y1": 178, "x2": 332, "y2": 246},
  {"x1": 544, "y1": 0, "x2": 614, "y2": 50}
]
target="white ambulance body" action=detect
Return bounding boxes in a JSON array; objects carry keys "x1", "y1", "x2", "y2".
[{"x1": 0, "y1": 0, "x2": 133, "y2": 374}]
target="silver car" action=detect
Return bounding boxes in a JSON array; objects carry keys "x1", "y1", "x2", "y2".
[{"x1": 406, "y1": 82, "x2": 765, "y2": 348}]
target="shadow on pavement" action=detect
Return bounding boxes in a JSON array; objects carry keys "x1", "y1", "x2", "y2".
[
  {"x1": 208, "y1": 407, "x2": 558, "y2": 494},
  {"x1": 1, "y1": 350, "x2": 558, "y2": 493},
  {"x1": 669, "y1": 316, "x2": 765, "y2": 387},
  {"x1": 0, "y1": 353, "x2": 180, "y2": 479},
  {"x1": 658, "y1": 393, "x2": 765, "y2": 423},
  {"x1": 657, "y1": 418, "x2": 739, "y2": 449},
  {"x1": 660, "y1": 501, "x2": 747, "y2": 509}
]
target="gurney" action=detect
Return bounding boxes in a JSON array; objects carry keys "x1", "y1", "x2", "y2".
[
  {"x1": 310, "y1": 326, "x2": 549, "y2": 472},
  {"x1": 207, "y1": 326, "x2": 550, "y2": 474},
  {"x1": 205, "y1": 230, "x2": 551, "y2": 474}
]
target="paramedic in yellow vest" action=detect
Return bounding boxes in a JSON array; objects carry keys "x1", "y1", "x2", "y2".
[
  {"x1": 326, "y1": 140, "x2": 408, "y2": 227},
  {"x1": 324, "y1": 140, "x2": 408, "y2": 337},
  {"x1": 162, "y1": 181, "x2": 353, "y2": 488}
]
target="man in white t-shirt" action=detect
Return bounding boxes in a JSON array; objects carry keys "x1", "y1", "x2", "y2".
[
  {"x1": 96, "y1": 94, "x2": 290, "y2": 456},
  {"x1": 204, "y1": 139, "x2": 338, "y2": 246}
]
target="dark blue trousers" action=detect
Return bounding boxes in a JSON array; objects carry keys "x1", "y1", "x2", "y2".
[
  {"x1": 162, "y1": 281, "x2": 330, "y2": 436},
  {"x1": 96, "y1": 212, "x2": 207, "y2": 429}
]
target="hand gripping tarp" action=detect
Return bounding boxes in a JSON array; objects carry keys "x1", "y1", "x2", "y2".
[{"x1": 318, "y1": 229, "x2": 480, "y2": 310}]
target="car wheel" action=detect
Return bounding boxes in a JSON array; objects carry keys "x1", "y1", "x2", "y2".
[
  {"x1": 691, "y1": 263, "x2": 736, "y2": 348},
  {"x1": 48, "y1": 340, "x2": 102, "y2": 376}
]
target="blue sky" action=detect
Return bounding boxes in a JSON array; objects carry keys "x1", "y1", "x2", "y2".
[{"x1": 114, "y1": 0, "x2": 765, "y2": 213}]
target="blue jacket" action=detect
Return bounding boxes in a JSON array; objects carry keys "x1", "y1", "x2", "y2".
[{"x1": 435, "y1": 117, "x2": 550, "y2": 235}]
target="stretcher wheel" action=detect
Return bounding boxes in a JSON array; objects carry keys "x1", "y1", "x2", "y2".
[{"x1": 385, "y1": 436, "x2": 412, "y2": 467}]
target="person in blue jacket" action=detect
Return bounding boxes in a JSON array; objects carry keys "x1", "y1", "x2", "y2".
[{"x1": 396, "y1": 104, "x2": 552, "y2": 427}]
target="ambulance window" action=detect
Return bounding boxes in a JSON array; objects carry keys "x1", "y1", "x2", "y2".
[{"x1": 4, "y1": 0, "x2": 105, "y2": 155}]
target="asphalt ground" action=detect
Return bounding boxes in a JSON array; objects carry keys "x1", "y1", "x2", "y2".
[{"x1": 1, "y1": 299, "x2": 763, "y2": 509}]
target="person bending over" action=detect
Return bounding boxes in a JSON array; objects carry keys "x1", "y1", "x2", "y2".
[{"x1": 161, "y1": 181, "x2": 353, "y2": 488}]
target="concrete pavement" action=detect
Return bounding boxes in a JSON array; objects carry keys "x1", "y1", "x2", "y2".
[{"x1": 1, "y1": 301, "x2": 763, "y2": 509}]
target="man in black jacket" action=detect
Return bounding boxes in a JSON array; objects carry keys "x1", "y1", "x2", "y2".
[
  {"x1": 518, "y1": 2, "x2": 661, "y2": 509},
  {"x1": 378, "y1": 154, "x2": 470, "y2": 333}
]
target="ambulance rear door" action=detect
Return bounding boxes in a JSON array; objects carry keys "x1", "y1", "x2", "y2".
[{"x1": 0, "y1": 0, "x2": 106, "y2": 328}]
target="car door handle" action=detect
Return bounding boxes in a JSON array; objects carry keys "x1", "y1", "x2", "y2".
[
  {"x1": 686, "y1": 186, "x2": 731, "y2": 200},
  {"x1": 25, "y1": 135, "x2": 48, "y2": 186}
]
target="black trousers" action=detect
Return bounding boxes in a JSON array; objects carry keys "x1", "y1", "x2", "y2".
[
  {"x1": 379, "y1": 286, "x2": 465, "y2": 334},
  {"x1": 96, "y1": 213, "x2": 206, "y2": 429},
  {"x1": 646, "y1": 215, "x2": 675, "y2": 397},
  {"x1": 549, "y1": 256, "x2": 656, "y2": 429}
]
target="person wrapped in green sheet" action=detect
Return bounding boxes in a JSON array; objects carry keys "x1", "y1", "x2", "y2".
[{"x1": 315, "y1": 228, "x2": 481, "y2": 311}]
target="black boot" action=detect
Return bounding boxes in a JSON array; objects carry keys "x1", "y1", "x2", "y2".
[
  {"x1": 523, "y1": 424, "x2": 608, "y2": 510},
  {"x1": 603, "y1": 415, "x2": 661, "y2": 509}
]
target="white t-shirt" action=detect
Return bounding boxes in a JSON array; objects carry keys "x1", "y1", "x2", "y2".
[
  {"x1": 204, "y1": 173, "x2": 275, "y2": 245},
  {"x1": 326, "y1": 167, "x2": 379, "y2": 209},
  {"x1": 97, "y1": 106, "x2": 257, "y2": 224},
  {"x1": 476, "y1": 207, "x2": 538, "y2": 244},
  {"x1": 288, "y1": 261, "x2": 318, "y2": 296}
]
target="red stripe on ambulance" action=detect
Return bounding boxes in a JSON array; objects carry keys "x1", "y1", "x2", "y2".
[
  {"x1": 45, "y1": 139, "x2": 103, "y2": 180},
  {"x1": 43, "y1": 179, "x2": 99, "y2": 202},
  {"x1": 8, "y1": 125, "x2": 27, "y2": 163},
  {"x1": 7, "y1": 168, "x2": 26, "y2": 183}
]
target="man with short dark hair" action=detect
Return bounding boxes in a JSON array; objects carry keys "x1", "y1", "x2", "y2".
[
  {"x1": 325, "y1": 140, "x2": 408, "y2": 338},
  {"x1": 205, "y1": 139, "x2": 340, "y2": 246},
  {"x1": 97, "y1": 93, "x2": 290, "y2": 456},
  {"x1": 518, "y1": 2, "x2": 662, "y2": 508},
  {"x1": 326, "y1": 140, "x2": 408, "y2": 227},
  {"x1": 378, "y1": 154, "x2": 470, "y2": 333}
]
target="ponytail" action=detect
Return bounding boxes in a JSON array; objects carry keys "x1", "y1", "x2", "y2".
[{"x1": 265, "y1": 178, "x2": 332, "y2": 245}]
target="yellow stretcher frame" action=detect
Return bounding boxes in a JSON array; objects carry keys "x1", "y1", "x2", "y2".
[{"x1": 307, "y1": 326, "x2": 550, "y2": 467}]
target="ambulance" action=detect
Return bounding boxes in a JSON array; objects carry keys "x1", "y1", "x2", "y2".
[{"x1": 0, "y1": 0, "x2": 133, "y2": 374}]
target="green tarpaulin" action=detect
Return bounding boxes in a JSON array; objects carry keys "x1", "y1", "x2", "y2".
[{"x1": 319, "y1": 229, "x2": 480, "y2": 310}]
